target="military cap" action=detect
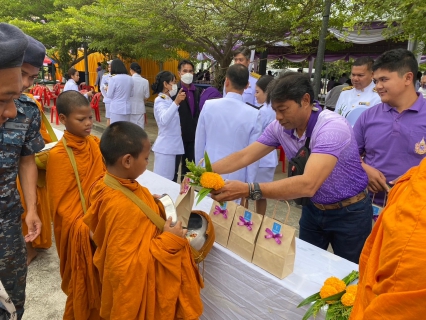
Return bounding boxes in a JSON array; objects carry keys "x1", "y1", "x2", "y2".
[
  {"x1": 23, "y1": 35, "x2": 46, "y2": 69},
  {"x1": 0, "y1": 23, "x2": 28, "y2": 69}
]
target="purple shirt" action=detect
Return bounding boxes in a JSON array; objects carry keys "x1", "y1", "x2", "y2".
[
  {"x1": 354, "y1": 93, "x2": 426, "y2": 204},
  {"x1": 181, "y1": 82, "x2": 196, "y2": 116},
  {"x1": 258, "y1": 109, "x2": 368, "y2": 204}
]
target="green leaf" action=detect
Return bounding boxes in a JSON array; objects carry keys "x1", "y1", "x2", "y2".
[
  {"x1": 342, "y1": 270, "x2": 359, "y2": 285},
  {"x1": 204, "y1": 151, "x2": 213, "y2": 172},
  {"x1": 320, "y1": 291, "x2": 345, "y2": 303},
  {"x1": 195, "y1": 187, "x2": 212, "y2": 205},
  {"x1": 302, "y1": 300, "x2": 324, "y2": 320},
  {"x1": 298, "y1": 292, "x2": 321, "y2": 308}
]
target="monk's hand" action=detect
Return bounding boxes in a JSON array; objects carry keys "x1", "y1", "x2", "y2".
[
  {"x1": 211, "y1": 180, "x2": 249, "y2": 202},
  {"x1": 164, "y1": 217, "x2": 187, "y2": 238},
  {"x1": 389, "y1": 175, "x2": 402, "y2": 187},
  {"x1": 152, "y1": 194, "x2": 162, "y2": 199},
  {"x1": 179, "y1": 177, "x2": 190, "y2": 194},
  {"x1": 25, "y1": 211, "x2": 42, "y2": 242},
  {"x1": 362, "y1": 163, "x2": 389, "y2": 193}
]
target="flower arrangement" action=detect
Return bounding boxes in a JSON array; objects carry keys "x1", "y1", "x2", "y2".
[
  {"x1": 185, "y1": 151, "x2": 225, "y2": 204},
  {"x1": 298, "y1": 270, "x2": 359, "y2": 320}
]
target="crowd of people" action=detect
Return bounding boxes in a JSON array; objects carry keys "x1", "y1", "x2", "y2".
[{"x1": 1, "y1": 21, "x2": 426, "y2": 319}]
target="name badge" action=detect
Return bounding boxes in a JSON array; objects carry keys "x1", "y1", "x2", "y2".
[
  {"x1": 4, "y1": 122, "x2": 29, "y2": 131},
  {"x1": 244, "y1": 210, "x2": 252, "y2": 222},
  {"x1": 272, "y1": 222, "x2": 281, "y2": 234}
]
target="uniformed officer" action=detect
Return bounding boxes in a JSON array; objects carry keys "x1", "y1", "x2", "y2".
[
  {"x1": 151, "y1": 71, "x2": 186, "y2": 180},
  {"x1": 334, "y1": 57, "x2": 381, "y2": 119},
  {"x1": 0, "y1": 23, "x2": 44, "y2": 320},
  {"x1": 100, "y1": 60, "x2": 112, "y2": 125},
  {"x1": 223, "y1": 46, "x2": 258, "y2": 105}
]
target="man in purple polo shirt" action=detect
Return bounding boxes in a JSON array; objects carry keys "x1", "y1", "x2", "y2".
[
  {"x1": 210, "y1": 72, "x2": 372, "y2": 264},
  {"x1": 354, "y1": 49, "x2": 426, "y2": 206},
  {"x1": 172, "y1": 59, "x2": 201, "y2": 182}
]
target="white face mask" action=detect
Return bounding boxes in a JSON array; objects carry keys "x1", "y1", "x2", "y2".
[
  {"x1": 181, "y1": 73, "x2": 193, "y2": 84},
  {"x1": 169, "y1": 84, "x2": 178, "y2": 97}
]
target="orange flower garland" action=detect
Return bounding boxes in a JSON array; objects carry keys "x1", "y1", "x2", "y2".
[{"x1": 200, "y1": 172, "x2": 225, "y2": 190}]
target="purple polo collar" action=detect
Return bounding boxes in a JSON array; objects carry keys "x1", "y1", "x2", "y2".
[
  {"x1": 383, "y1": 92, "x2": 423, "y2": 112},
  {"x1": 180, "y1": 82, "x2": 196, "y2": 92},
  {"x1": 283, "y1": 101, "x2": 323, "y2": 140}
]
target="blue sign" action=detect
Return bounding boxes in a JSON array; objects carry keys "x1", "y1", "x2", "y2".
[
  {"x1": 220, "y1": 202, "x2": 227, "y2": 210},
  {"x1": 272, "y1": 222, "x2": 282, "y2": 234},
  {"x1": 244, "y1": 210, "x2": 252, "y2": 222}
]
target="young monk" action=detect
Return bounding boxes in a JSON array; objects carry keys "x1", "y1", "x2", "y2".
[
  {"x1": 83, "y1": 121, "x2": 204, "y2": 320},
  {"x1": 350, "y1": 157, "x2": 426, "y2": 319},
  {"x1": 46, "y1": 91, "x2": 103, "y2": 319}
]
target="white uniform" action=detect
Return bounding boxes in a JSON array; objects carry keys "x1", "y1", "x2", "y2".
[
  {"x1": 195, "y1": 92, "x2": 262, "y2": 183},
  {"x1": 107, "y1": 74, "x2": 134, "y2": 124},
  {"x1": 63, "y1": 79, "x2": 89, "y2": 99},
  {"x1": 334, "y1": 81, "x2": 381, "y2": 118},
  {"x1": 100, "y1": 72, "x2": 112, "y2": 118},
  {"x1": 130, "y1": 73, "x2": 150, "y2": 129},
  {"x1": 152, "y1": 93, "x2": 184, "y2": 180},
  {"x1": 223, "y1": 74, "x2": 258, "y2": 105},
  {"x1": 256, "y1": 102, "x2": 278, "y2": 183}
]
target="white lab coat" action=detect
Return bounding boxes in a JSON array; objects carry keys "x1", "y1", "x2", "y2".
[
  {"x1": 130, "y1": 73, "x2": 150, "y2": 115},
  {"x1": 106, "y1": 74, "x2": 134, "y2": 115},
  {"x1": 195, "y1": 92, "x2": 262, "y2": 183},
  {"x1": 223, "y1": 75, "x2": 258, "y2": 105}
]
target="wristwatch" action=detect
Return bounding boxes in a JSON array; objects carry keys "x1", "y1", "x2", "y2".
[{"x1": 249, "y1": 182, "x2": 263, "y2": 201}]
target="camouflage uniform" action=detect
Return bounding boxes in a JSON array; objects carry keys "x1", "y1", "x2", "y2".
[{"x1": 0, "y1": 94, "x2": 44, "y2": 320}]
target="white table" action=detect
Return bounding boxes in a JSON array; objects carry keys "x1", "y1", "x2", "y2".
[{"x1": 137, "y1": 170, "x2": 358, "y2": 320}]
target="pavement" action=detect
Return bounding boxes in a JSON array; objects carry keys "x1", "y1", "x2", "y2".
[{"x1": 23, "y1": 100, "x2": 302, "y2": 319}]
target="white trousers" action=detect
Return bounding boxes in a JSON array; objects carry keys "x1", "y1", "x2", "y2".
[
  {"x1": 254, "y1": 167, "x2": 275, "y2": 183},
  {"x1": 130, "y1": 113, "x2": 145, "y2": 129},
  {"x1": 110, "y1": 113, "x2": 131, "y2": 124},
  {"x1": 154, "y1": 152, "x2": 176, "y2": 180},
  {"x1": 105, "y1": 103, "x2": 110, "y2": 118}
]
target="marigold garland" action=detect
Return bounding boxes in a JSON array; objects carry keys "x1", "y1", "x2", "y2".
[
  {"x1": 200, "y1": 172, "x2": 225, "y2": 190},
  {"x1": 341, "y1": 292, "x2": 356, "y2": 307},
  {"x1": 324, "y1": 276, "x2": 346, "y2": 293},
  {"x1": 345, "y1": 285, "x2": 357, "y2": 295},
  {"x1": 319, "y1": 285, "x2": 338, "y2": 302}
]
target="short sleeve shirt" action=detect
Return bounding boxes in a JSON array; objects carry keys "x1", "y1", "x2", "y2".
[{"x1": 0, "y1": 95, "x2": 45, "y2": 214}]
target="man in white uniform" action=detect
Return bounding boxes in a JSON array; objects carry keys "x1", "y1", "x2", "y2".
[
  {"x1": 100, "y1": 60, "x2": 112, "y2": 125},
  {"x1": 129, "y1": 62, "x2": 150, "y2": 128},
  {"x1": 335, "y1": 57, "x2": 381, "y2": 118},
  {"x1": 196, "y1": 64, "x2": 262, "y2": 183}
]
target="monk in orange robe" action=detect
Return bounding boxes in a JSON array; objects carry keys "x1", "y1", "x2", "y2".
[
  {"x1": 83, "y1": 121, "x2": 203, "y2": 320},
  {"x1": 350, "y1": 158, "x2": 426, "y2": 319},
  {"x1": 18, "y1": 94, "x2": 57, "y2": 264},
  {"x1": 46, "y1": 91, "x2": 103, "y2": 319}
]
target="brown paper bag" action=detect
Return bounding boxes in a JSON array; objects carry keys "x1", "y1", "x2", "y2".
[
  {"x1": 227, "y1": 205, "x2": 263, "y2": 262},
  {"x1": 252, "y1": 201, "x2": 295, "y2": 279},
  {"x1": 209, "y1": 201, "x2": 237, "y2": 247},
  {"x1": 175, "y1": 185, "x2": 195, "y2": 226}
]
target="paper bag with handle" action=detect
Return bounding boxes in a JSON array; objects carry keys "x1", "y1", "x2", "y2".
[
  {"x1": 209, "y1": 200, "x2": 237, "y2": 247},
  {"x1": 252, "y1": 201, "x2": 296, "y2": 279},
  {"x1": 227, "y1": 205, "x2": 263, "y2": 262}
]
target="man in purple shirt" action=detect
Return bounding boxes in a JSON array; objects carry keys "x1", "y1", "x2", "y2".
[
  {"x1": 209, "y1": 72, "x2": 372, "y2": 264},
  {"x1": 354, "y1": 49, "x2": 426, "y2": 205}
]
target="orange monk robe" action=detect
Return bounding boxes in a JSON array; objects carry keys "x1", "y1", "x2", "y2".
[
  {"x1": 350, "y1": 159, "x2": 426, "y2": 320},
  {"x1": 46, "y1": 131, "x2": 105, "y2": 320},
  {"x1": 19, "y1": 93, "x2": 56, "y2": 248},
  {"x1": 83, "y1": 174, "x2": 204, "y2": 320}
]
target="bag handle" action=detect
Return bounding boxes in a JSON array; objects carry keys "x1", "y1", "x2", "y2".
[
  {"x1": 63, "y1": 137, "x2": 87, "y2": 213},
  {"x1": 103, "y1": 173, "x2": 166, "y2": 231},
  {"x1": 271, "y1": 200, "x2": 291, "y2": 224},
  {"x1": 41, "y1": 111, "x2": 58, "y2": 142}
]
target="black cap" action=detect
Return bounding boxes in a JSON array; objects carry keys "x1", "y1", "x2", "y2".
[
  {"x1": 130, "y1": 62, "x2": 141, "y2": 74},
  {"x1": 0, "y1": 23, "x2": 29, "y2": 69},
  {"x1": 23, "y1": 35, "x2": 46, "y2": 69}
]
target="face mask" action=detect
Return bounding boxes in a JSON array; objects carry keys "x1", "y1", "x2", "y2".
[
  {"x1": 169, "y1": 84, "x2": 178, "y2": 96},
  {"x1": 181, "y1": 73, "x2": 193, "y2": 84}
]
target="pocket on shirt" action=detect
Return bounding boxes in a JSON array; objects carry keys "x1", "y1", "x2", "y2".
[{"x1": 2, "y1": 129, "x2": 25, "y2": 146}]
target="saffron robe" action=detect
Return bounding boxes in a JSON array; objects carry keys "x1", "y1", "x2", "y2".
[
  {"x1": 83, "y1": 173, "x2": 204, "y2": 320},
  {"x1": 350, "y1": 158, "x2": 426, "y2": 319},
  {"x1": 46, "y1": 131, "x2": 104, "y2": 320}
]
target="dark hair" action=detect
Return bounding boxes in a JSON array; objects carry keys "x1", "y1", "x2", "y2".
[
  {"x1": 353, "y1": 57, "x2": 374, "y2": 71},
  {"x1": 151, "y1": 71, "x2": 175, "y2": 94},
  {"x1": 67, "y1": 67, "x2": 78, "y2": 78},
  {"x1": 256, "y1": 75, "x2": 274, "y2": 92},
  {"x1": 97, "y1": 62, "x2": 101, "y2": 66},
  {"x1": 178, "y1": 59, "x2": 194, "y2": 71},
  {"x1": 57, "y1": 91, "x2": 89, "y2": 116},
  {"x1": 233, "y1": 46, "x2": 251, "y2": 60},
  {"x1": 226, "y1": 64, "x2": 249, "y2": 90},
  {"x1": 373, "y1": 49, "x2": 418, "y2": 85},
  {"x1": 130, "y1": 62, "x2": 142, "y2": 74},
  {"x1": 345, "y1": 78, "x2": 352, "y2": 85},
  {"x1": 267, "y1": 72, "x2": 314, "y2": 105},
  {"x1": 110, "y1": 59, "x2": 128, "y2": 75},
  {"x1": 100, "y1": 121, "x2": 148, "y2": 166}
]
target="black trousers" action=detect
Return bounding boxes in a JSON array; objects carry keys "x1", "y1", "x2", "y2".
[{"x1": 174, "y1": 140, "x2": 195, "y2": 183}]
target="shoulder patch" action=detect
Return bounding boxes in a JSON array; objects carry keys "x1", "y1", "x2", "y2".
[
  {"x1": 246, "y1": 102, "x2": 261, "y2": 110},
  {"x1": 159, "y1": 93, "x2": 166, "y2": 99},
  {"x1": 250, "y1": 72, "x2": 261, "y2": 80},
  {"x1": 341, "y1": 86, "x2": 353, "y2": 91},
  {"x1": 373, "y1": 87, "x2": 377, "y2": 92}
]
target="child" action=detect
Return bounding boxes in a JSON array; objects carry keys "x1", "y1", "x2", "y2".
[
  {"x1": 84, "y1": 121, "x2": 203, "y2": 320},
  {"x1": 46, "y1": 91, "x2": 103, "y2": 319}
]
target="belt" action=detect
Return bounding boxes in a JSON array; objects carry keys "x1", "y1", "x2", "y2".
[{"x1": 313, "y1": 190, "x2": 367, "y2": 210}]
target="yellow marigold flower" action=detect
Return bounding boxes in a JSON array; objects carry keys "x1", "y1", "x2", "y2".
[
  {"x1": 200, "y1": 172, "x2": 225, "y2": 190},
  {"x1": 319, "y1": 285, "x2": 338, "y2": 302},
  {"x1": 324, "y1": 276, "x2": 346, "y2": 293},
  {"x1": 346, "y1": 285, "x2": 358, "y2": 295},
  {"x1": 341, "y1": 292, "x2": 356, "y2": 307}
]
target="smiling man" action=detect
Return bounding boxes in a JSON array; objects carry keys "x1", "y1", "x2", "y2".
[
  {"x1": 210, "y1": 72, "x2": 372, "y2": 264},
  {"x1": 335, "y1": 57, "x2": 381, "y2": 118}
]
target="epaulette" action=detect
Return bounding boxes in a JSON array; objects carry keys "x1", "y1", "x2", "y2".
[
  {"x1": 250, "y1": 72, "x2": 261, "y2": 80},
  {"x1": 246, "y1": 102, "x2": 261, "y2": 110},
  {"x1": 159, "y1": 93, "x2": 166, "y2": 99},
  {"x1": 341, "y1": 86, "x2": 353, "y2": 91},
  {"x1": 373, "y1": 87, "x2": 377, "y2": 92}
]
